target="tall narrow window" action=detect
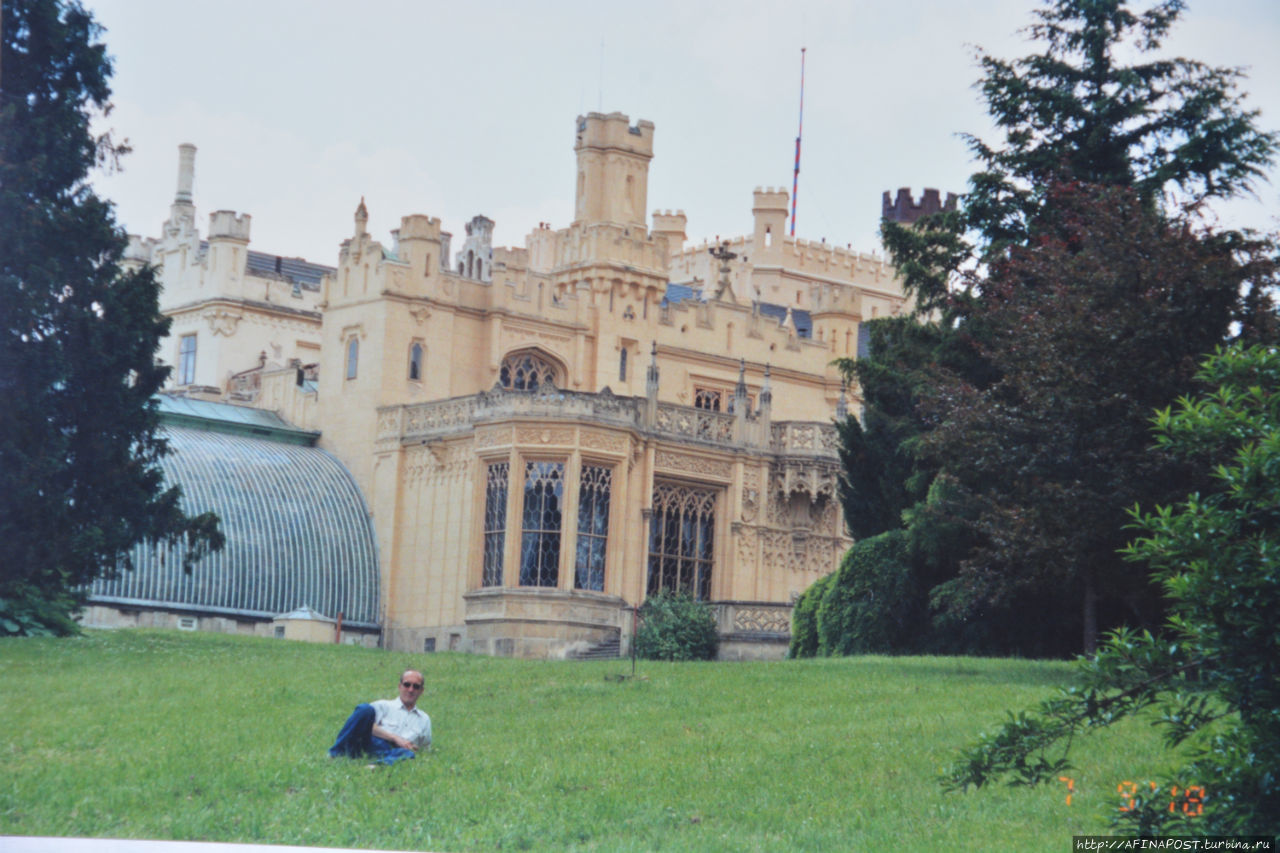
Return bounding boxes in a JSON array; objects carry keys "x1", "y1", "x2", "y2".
[
  {"x1": 648, "y1": 483, "x2": 716, "y2": 600},
  {"x1": 482, "y1": 462, "x2": 509, "y2": 587},
  {"x1": 345, "y1": 337, "x2": 359, "y2": 380},
  {"x1": 575, "y1": 465, "x2": 612, "y2": 591},
  {"x1": 408, "y1": 343, "x2": 423, "y2": 381},
  {"x1": 519, "y1": 461, "x2": 564, "y2": 587},
  {"x1": 178, "y1": 334, "x2": 197, "y2": 385},
  {"x1": 619, "y1": 347, "x2": 628, "y2": 382}
]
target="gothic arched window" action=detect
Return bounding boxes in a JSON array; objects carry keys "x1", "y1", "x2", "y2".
[
  {"x1": 647, "y1": 482, "x2": 716, "y2": 600},
  {"x1": 500, "y1": 351, "x2": 558, "y2": 391}
]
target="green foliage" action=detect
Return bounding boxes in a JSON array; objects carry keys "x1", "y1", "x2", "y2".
[
  {"x1": 0, "y1": 0, "x2": 223, "y2": 633},
  {"x1": 0, "y1": 585, "x2": 84, "y2": 637},
  {"x1": 816, "y1": 531, "x2": 916, "y2": 656},
  {"x1": 965, "y1": 0, "x2": 1278, "y2": 253},
  {"x1": 786, "y1": 571, "x2": 831, "y2": 658},
  {"x1": 633, "y1": 591, "x2": 719, "y2": 661},
  {"x1": 3, "y1": 629, "x2": 1173, "y2": 850},
  {"x1": 946, "y1": 344, "x2": 1280, "y2": 834},
  {"x1": 834, "y1": 0, "x2": 1279, "y2": 657},
  {"x1": 919, "y1": 185, "x2": 1277, "y2": 654}
]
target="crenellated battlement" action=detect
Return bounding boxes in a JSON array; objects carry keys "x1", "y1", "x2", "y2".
[
  {"x1": 752, "y1": 187, "x2": 790, "y2": 211},
  {"x1": 575, "y1": 111, "x2": 655, "y2": 156},
  {"x1": 882, "y1": 187, "x2": 959, "y2": 224},
  {"x1": 209, "y1": 210, "x2": 252, "y2": 242},
  {"x1": 398, "y1": 214, "x2": 442, "y2": 241}
]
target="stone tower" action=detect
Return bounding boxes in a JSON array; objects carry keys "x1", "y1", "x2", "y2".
[{"x1": 573, "y1": 112, "x2": 655, "y2": 230}]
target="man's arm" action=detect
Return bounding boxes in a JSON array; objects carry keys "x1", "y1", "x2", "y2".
[{"x1": 371, "y1": 723, "x2": 417, "y2": 751}]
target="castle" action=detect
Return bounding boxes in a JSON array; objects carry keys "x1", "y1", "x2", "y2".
[{"x1": 90, "y1": 112, "x2": 921, "y2": 659}]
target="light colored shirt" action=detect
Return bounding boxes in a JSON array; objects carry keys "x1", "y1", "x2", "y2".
[{"x1": 370, "y1": 699, "x2": 432, "y2": 748}]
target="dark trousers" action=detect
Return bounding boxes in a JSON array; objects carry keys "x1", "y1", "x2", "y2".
[{"x1": 327, "y1": 703, "x2": 416, "y2": 765}]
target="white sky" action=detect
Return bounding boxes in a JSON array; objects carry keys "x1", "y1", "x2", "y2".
[{"x1": 84, "y1": 0, "x2": 1280, "y2": 267}]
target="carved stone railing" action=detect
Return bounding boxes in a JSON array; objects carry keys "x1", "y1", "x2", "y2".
[
  {"x1": 653, "y1": 402, "x2": 735, "y2": 444},
  {"x1": 770, "y1": 422, "x2": 839, "y2": 455},
  {"x1": 381, "y1": 388, "x2": 840, "y2": 461}
]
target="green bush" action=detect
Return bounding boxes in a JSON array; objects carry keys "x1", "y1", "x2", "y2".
[
  {"x1": 817, "y1": 529, "x2": 917, "y2": 655},
  {"x1": 634, "y1": 592, "x2": 719, "y2": 661},
  {"x1": 787, "y1": 572, "x2": 833, "y2": 658},
  {"x1": 0, "y1": 584, "x2": 84, "y2": 637}
]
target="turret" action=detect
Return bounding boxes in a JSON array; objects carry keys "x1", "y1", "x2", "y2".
[
  {"x1": 573, "y1": 112, "x2": 654, "y2": 230},
  {"x1": 651, "y1": 210, "x2": 687, "y2": 253},
  {"x1": 207, "y1": 210, "x2": 251, "y2": 286},
  {"x1": 396, "y1": 214, "x2": 444, "y2": 286},
  {"x1": 752, "y1": 187, "x2": 789, "y2": 259},
  {"x1": 881, "y1": 187, "x2": 959, "y2": 225},
  {"x1": 456, "y1": 215, "x2": 494, "y2": 281}
]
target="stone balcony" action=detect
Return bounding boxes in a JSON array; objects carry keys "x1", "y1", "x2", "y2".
[{"x1": 378, "y1": 384, "x2": 839, "y2": 458}]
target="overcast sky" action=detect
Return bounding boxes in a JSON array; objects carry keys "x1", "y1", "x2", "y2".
[{"x1": 84, "y1": 0, "x2": 1280, "y2": 267}]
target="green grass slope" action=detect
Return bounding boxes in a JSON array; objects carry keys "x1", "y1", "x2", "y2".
[{"x1": 1, "y1": 630, "x2": 1176, "y2": 851}]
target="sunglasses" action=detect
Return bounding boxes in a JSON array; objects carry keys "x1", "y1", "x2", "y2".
[{"x1": 402, "y1": 681, "x2": 424, "y2": 689}]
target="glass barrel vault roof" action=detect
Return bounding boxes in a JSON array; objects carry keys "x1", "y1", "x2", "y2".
[{"x1": 89, "y1": 424, "x2": 380, "y2": 628}]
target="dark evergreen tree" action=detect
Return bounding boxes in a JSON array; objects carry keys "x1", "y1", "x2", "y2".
[
  {"x1": 827, "y1": 0, "x2": 1278, "y2": 655},
  {"x1": 0, "y1": 0, "x2": 222, "y2": 636}
]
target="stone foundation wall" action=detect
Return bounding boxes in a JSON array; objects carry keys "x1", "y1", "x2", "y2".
[
  {"x1": 80, "y1": 603, "x2": 379, "y2": 648},
  {"x1": 463, "y1": 587, "x2": 627, "y2": 658}
]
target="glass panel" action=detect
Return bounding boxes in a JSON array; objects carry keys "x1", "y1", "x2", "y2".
[
  {"x1": 646, "y1": 482, "x2": 717, "y2": 600},
  {"x1": 519, "y1": 461, "x2": 563, "y2": 587},
  {"x1": 482, "y1": 462, "x2": 509, "y2": 587},
  {"x1": 574, "y1": 465, "x2": 612, "y2": 591}
]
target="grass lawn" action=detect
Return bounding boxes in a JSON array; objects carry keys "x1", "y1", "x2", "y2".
[{"x1": 1, "y1": 630, "x2": 1180, "y2": 851}]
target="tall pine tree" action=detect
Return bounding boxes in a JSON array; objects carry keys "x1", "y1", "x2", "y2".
[{"x1": 0, "y1": 0, "x2": 222, "y2": 635}]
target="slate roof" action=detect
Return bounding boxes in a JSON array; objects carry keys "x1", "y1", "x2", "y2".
[
  {"x1": 89, "y1": 404, "x2": 380, "y2": 627},
  {"x1": 661, "y1": 282, "x2": 813, "y2": 339},
  {"x1": 244, "y1": 250, "x2": 334, "y2": 289}
]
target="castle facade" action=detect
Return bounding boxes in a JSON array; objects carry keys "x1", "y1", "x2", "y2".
[{"x1": 107, "y1": 112, "x2": 913, "y2": 659}]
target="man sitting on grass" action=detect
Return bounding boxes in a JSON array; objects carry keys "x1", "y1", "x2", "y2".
[{"x1": 328, "y1": 670, "x2": 432, "y2": 766}]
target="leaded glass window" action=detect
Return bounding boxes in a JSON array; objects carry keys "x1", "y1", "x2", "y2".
[
  {"x1": 519, "y1": 461, "x2": 564, "y2": 587},
  {"x1": 500, "y1": 352, "x2": 557, "y2": 391},
  {"x1": 574, "y1": 465, "x2": 612, "y2": 591},
  {"x1": 648, "y1": 483, "x2": 716, "y2": 600},
  {"x1": 694, "y1": 387, "x2": 722, "y2": 411},
  {"x1": 482, "y1": 462, "x2": 509, "y2": 586}
]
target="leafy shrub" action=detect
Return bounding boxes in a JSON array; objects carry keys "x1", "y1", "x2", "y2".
[
  {"x1": 634, "y1": 592, "x2": 718, "y2": 661},
  {"x1": 816, "y1": 529, "x2": 917, "y2": 655},
  {"x1": 0, "y1": 584, "x2": 84, "y2": 637},
  {"x1": 787, "y1": 572, "x2": 833, "y2": 658}
]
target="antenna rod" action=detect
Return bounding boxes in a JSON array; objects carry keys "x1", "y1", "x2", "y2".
[{"x1": 790, "y1": 47, "x2": 806, "y2": 236}]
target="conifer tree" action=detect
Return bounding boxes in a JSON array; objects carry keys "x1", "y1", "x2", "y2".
[
  {"x1": 0, "y1": 0, "x2": 222, "y2": 635},
  {"x1": 832, "y1": 0, "x2": 1277, "y2": 655}
]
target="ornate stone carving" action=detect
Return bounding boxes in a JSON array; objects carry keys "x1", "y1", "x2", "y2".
[
  {"x1": 376, "y1": 408, "x2": 402, "y2": 441},
  {"x1": 734, "y1": 524, "x2": 758, "y2": 569},
  {"x1": 654, "y1": 450, "x2": 732, "y2": 480},
  {"x1": 408, "y1": 304, "x2": 432, "y2": 324},
  {"x1": 580, "y1": 430, "x2": 628, "y2": 454},
  {"x1": 515, "y1": 425, "x2": 575, "y2": 446},
  {"x1": 732, "y1": 606, "x2": 790, "y2": 634},
  {"x1": 475, "y1": 427, "x2": 512, "y2": 449},
  {"x1": 655, "y1": 403, "x2": 734, "y2": 444},
  {"x1": 205, "y1": 309, "x2": 242, "y2": 336}
]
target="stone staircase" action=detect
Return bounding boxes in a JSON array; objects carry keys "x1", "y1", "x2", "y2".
[{"x1": 567, "y1": 635, "x2": 622, "y2": 660}]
